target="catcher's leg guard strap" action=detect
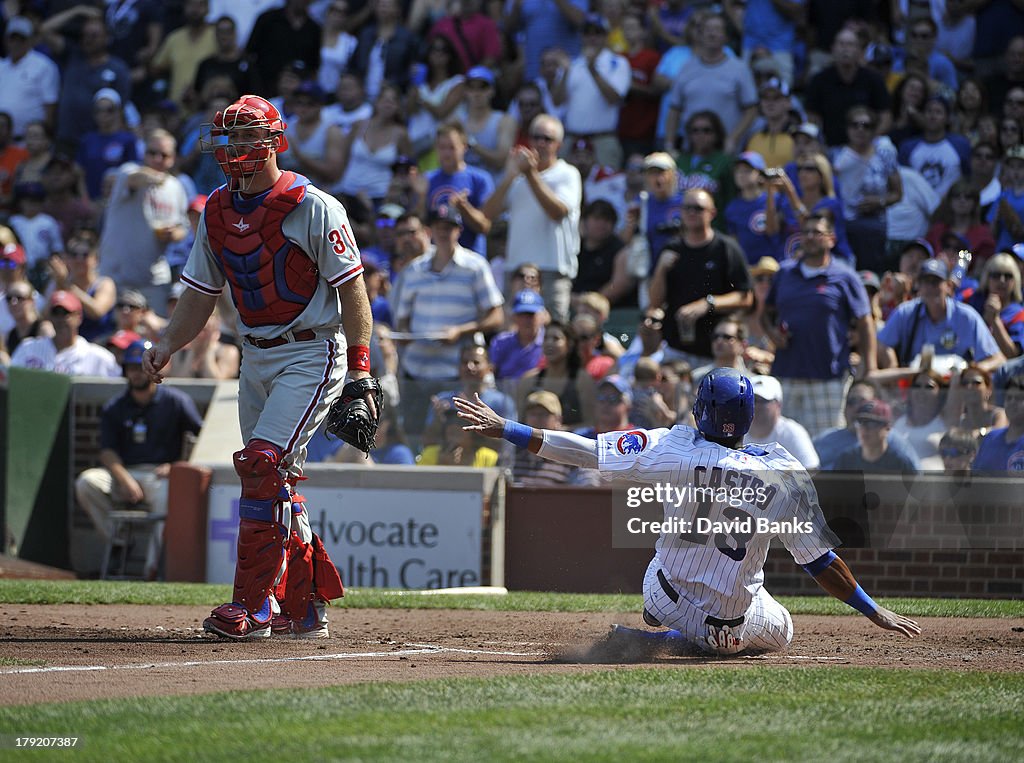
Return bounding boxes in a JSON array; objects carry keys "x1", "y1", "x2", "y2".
[{"x1": 233, "y1": 518, "x2": 287, "y2": 615}]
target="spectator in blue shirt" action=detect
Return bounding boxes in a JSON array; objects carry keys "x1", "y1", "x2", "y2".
[
  {"x1": 488, "y1": 290, "x2": 546, "y2": 381},
  {"x1": 973, "y1": 373, "x2": 1024, "y2": 472},
  {"x1": 762, "y1": 212, "x2": 876, "y2": 437},
  {"x1": 724, "y1": 150, "x2": 785, "y2": 265},
  {"x1": 814, "y1": 379, "x2": 921, "y2": 470},
  {"x1": 877, "y1": 258, "x2": 1005, "y2": 377},
  {"x1": 426, "y1": 122, "x2": 495, "y2": 255}
]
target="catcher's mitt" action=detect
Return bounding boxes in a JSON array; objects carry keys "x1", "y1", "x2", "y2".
[{"x1": 324, "y1": 377, "x2": 384, "y2": 454}]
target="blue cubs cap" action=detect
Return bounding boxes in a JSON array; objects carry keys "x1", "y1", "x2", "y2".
[
  {"x1": 736, "y1": 151, "x2": 766, "y2": 173},
  {"x1": 428, "y1": 203, "x2": 463, "y2": 227},
  {"x1": 599, "y1": 374, "x2": 633, "y2": 405},
  {"x1": 466, "y1": 66, "x2": 495, "y2": 85},
  {"x1": 918, "y1": 258, "x2": 949, "y2": 281},
  {"x1": 512, "y1": 289, "x2": 544, "y2": 314},
  {"x1": 903, "y1": 238, "x2": 935, "y2": 259},
  {"x1": 122, "y1": 339, "x2": 152, "y2": 366}
]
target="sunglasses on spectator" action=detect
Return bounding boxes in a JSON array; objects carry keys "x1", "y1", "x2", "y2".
[
  {"x1": 913, "y1": 381, "x2": 939, "y2": 390},
  {"x1": 5, "y1": 293, "x2": 30, "y2": 304},
  {"x1": 514, "y1": 270, "x2": 540, "y2": 281},
  {"x1": 0, "y1": 260, "x2": 19, "y2": 269},
  {"x1": 688, "y1": 125, "x2": 713, "y2": 133},
  {"x1": 530, "y1": 132, "x2": 557, "y2": 142},
  {"x1": 940, "y1": 447, "x2": 971, "y2": 458},
  {"x1": 855, "y1": 419, "x2": 887, "y2": 428},
  {"x1": 681, "y1": 204, "x2": 711, "y2": 212},
  {"x1": 846, "y1": 397, "x2": 872, "y2": 408},
  {"x1": 712, "y1": 332, "x2": 739, "y2": 341},
  {"x1": 51, "y1": 307, "x2": 72, "y2": 317},
  {"x1": 597, "y1": 393, "x2": 624, "y2": 404},
  {"x1": 797, "y1": 165, "x2": 818, "y2": 171},
  {"x1": 989, "y1": 271, "x2": 1014, "y2": 281},
  {"x1": 847, "y1": 120, "x2": 874, "y2": 130}
]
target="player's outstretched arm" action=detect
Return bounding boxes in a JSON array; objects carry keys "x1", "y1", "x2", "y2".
[
  {"x1": 802, "y1": 551, "x2": 921, "y2": 639},
  {"x1": 454, "y1": 393, "x2": 599, "y2": 467}
]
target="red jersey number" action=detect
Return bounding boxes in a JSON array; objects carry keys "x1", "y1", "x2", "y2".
[{"x1": 328, "y1": 225, "x2": 353, "y2": 256}]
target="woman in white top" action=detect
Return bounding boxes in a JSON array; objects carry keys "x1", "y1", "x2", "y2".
[
  {"x1": 407, "y1": 35, "x2": 466, "y2": 157},
  {"x1": 318, "y1": 1, "x2": 358, "y2": 94},
  {"x1": 336, "y1": 84, "x2": 412, "y2": 203},
  {"x1": 278, "y1": 82, "x2": 346, "y2": 189},
  {"x1": 891, "y1": 369, "x2": 948, "y2": 470}
]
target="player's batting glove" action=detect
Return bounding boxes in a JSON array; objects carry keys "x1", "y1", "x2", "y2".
[{"x1": 325, "y1": 377, "x2": 384, "y2": 454}]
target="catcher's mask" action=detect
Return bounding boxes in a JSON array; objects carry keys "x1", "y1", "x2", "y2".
[{"x1": 199, "y1": 95, "x2": 288, "y2": 192}]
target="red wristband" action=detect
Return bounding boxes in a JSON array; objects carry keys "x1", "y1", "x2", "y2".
[{"x1": 347, "y1": 344, "x2": 370, "y2": 373}]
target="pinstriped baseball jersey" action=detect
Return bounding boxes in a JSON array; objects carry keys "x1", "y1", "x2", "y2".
[
  {"x1": 598, "y1": 425, "x2": 833, "y2": 620},
  {"x1": 181, "y1": 180, "x2": 363, "y2": 341}
]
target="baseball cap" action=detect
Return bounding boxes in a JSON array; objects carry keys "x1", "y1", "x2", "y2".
[
  {"x1": 466, "y1": 66, "x2": 495, "y2": 85},
  {"x1": 50, "y1": 290, "x2": 83, "y2": 313},
  {"x1": 751, "y1": 374, "x2": 783, "y2": 402},
  {"x1": 759, "y1": 77, "x2": 790, "y2": 97},
  {"x1": 295, "y1": 79, "x2": 326, "y2": 102},
  {"x1": 93, "y1": 87, "x2": 122, "y2": 107},
  {"x1": 791, "y1": 122, "x2": 821, "y2": 141},
  {"x1": 855, "y1": 399, "x2": 892, "y2": 425},
  {"x1": 107, "y1": 329, "x2": 142, "y2": 350},
  {"x1": 1, "y1": 242, "x2": 26, "y2": 266},
  {"x1": 918, "y1": 258, "x2": 949, "y2": 281},
  {"x1": 512, "y1": 289, "x2": 544, "y2": 314},
  {"x1": 643, "y1": 151, "x2": 676, "y2": 171},
  {"x1": 902, "y1": 237, "x2": 935, "y2": 260},
  {"x1": 859, "y1": 269, "x2": 881, "y2": 292},
  {"x1": 583, "y1": 12, "x2": 609, "y2": 32},
  {"x1": 5, "y1": 15, "x2": 33, "y2": 37},
  {"x1": 525, "y1": 390, "x2": 562, "y2": 417},
  {"x1": 598, "y1": 374, "x2": 633, "y2": 405},
  {"x1": 736, "y1": 151, "x2": 766, "y2": 173},
  {"x1": 1005, "y1": 145, "x2": 1024, "y2": 163},
  {"x1": 428, "y1": 203, "x2": 463, "y2": 227},
  {"x1": 392, "y1": 155, "x2": 416, "y2": 172},
  {"x1": 117, "y1": 289, "x2": 149, "y2": 309},
  {"x1": 571, "y1": 137, "x2": 595, "y2": 154},
  {"x1": 751, "y1": 256, "x2": 781, "y2": 278},
  {"x1": 377, "y1": 203, "x2": 405, "y2": 221}
]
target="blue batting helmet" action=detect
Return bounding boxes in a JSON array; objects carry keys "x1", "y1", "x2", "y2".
[
  {"x1": 122, "y1": 339, "x2": 152, "y2": 366},
  {"x1": 692, "y1": 368, "x2": 754, "y2": 439}
]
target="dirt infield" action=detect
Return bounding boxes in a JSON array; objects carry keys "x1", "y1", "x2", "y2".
[{"x1": 1, "y1": 605, "x2": 1021, "y2": 706}]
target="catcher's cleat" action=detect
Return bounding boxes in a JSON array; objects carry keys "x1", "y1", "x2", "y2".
[
  {"x1": 271, "y1": 604, "x2": 330, "y2": 640},
  {"x1": 203, "y1": 602, "x2": 273, "y2": 640}
]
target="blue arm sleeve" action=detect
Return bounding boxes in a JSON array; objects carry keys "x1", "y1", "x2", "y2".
[{"x1": 800, "y1": 550, "x2": 837, "y2": 577}]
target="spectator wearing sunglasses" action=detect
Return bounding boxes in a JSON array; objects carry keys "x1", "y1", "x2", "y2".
[
  {"x1": 834, "y1": 399, "x2": 919, "y2": 474},
  {"x1": 45, "y1": 227, "x2": 116, "y2": 343},
  {"x1": 4, "y1": 279, "x2": 52, "y2": 354},
  {"x1": 10, "y1": 290, "x2": 119, "y2": 376}
]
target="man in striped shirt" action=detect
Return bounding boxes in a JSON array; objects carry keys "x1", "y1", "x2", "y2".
[{"x1": 394, "y1": 204, "x2": 504, "y2": 435}]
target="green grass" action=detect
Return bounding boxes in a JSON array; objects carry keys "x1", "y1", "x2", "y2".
[
  {"x1": 1, "y1": 669, "x2": 1022, "y2": 762},
  {"x1": 1, "y1": 580, "x2": 1022, "y2": 618}
]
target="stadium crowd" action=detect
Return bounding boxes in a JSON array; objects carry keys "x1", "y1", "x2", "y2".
[{"x1": 3, "y1": 0, "x2": 1024, "y2": 477}]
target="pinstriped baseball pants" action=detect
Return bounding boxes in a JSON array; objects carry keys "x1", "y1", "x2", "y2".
[{"x1": 641, "y1": 559, "x2": 794, "y2": 655}]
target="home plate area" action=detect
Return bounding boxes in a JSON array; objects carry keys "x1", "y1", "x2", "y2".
[{"x1": 0, "y1": 605, "x2": 1020, "y2": 707}]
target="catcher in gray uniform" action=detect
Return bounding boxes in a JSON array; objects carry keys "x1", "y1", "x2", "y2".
[{"x1": 143, "y1": 94, "x2": 381, "y2": 640}]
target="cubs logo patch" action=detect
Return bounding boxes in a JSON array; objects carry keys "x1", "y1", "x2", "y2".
[
  {"x1": 1008, "y1": 450, "x2": 1024, "y2": 472},
  {"x1": 722, "y1": 423, "x2": 735, "y2": 435},
  {"x1": 616, "y1": 430, "x2": 649, "y2": 455}
]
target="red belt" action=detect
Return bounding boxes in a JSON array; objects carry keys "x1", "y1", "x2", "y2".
[{"x1": 244, "y1": 329, "x2": 317, "y2": 349}]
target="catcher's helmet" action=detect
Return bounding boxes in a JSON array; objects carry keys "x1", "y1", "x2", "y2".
[
  {"x1": 692, "y1": 368, "x2": 754, "y2": 440},
  {"x1": 199, "y1": 95, "x2": 288, "y2": 191},
  {"x1": 122, "y1": 339, "x2": 152, "y2": 366}
]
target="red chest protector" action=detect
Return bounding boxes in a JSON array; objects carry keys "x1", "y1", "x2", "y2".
[{"x1": 205, "y1": 171, "x2": 319, "y2": 328}]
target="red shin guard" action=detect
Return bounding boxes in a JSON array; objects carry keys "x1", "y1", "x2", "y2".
[
  {"x1": 233, "y1": 518, "x2": 287, "y2": 614},
  {"x1": 276, "y1": 532, "x2": 345, "y2": 619}
]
